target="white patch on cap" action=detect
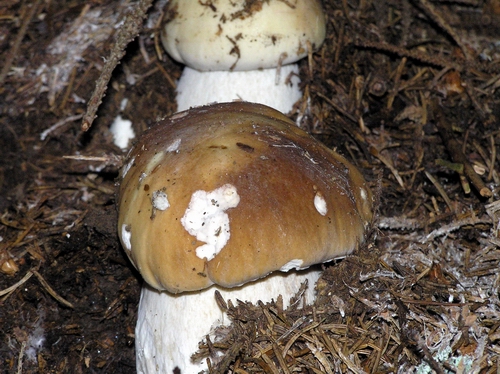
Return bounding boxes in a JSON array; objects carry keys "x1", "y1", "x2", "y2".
[
  {"x1": 314, "y1": 191, "x2": 327, "y2": 216},
  {"x1": 166, "y1": 138, "x2": 181, "y2": 153},
  {"x1": 121, "y1": 224, "x2": 132, "y2": 252},
  {"x1": 280, "y1": 259, "x2": 304, "y2": 272},
  {"x1": 122, "y1": 156, "x2": 135, "y2": 179},
  {"x1": 152, "y1": 190, "x2": 170, "y2": 211},
  {"x1": 181, "y1": 184, "x2": 240, "y2": 261}
]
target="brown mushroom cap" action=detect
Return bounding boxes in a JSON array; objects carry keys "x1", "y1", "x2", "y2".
[{"x1": 117, "y1": 102, "x2": 373, "y2": 293}]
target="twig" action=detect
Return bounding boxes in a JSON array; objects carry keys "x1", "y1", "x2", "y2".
[
  {"x1": 317, "y1": 91, "x2": 358, "y2": 124},
  {"x1": 32, "y1": 270, "x2": 75, "y2": 309},
  {"x1": 63, "y1": 153, "x2": 123, "y2": 167},
  {"x1": 40, "y1": 114, "x2": 83, "y2": 141},
  {"x1": 272, "y1": 342, "x2": 291, "y2": 374},
  {"x1": 432, "y1": 0, "x2": 481, "y2": 5},
  {"x1": 435, "y1": 158, "x2": 471, "y2": 194},
  {"x1": 0, "y1": 270, "x2": 34, "y2": 298},
  {"x1": 369, "y1": 145, "x2": 405, "y2": 189},
  {"x1": 419, "y1": 344, "x2": 446, "y2": 374},
  {"x1": 322, "y1": 335, "x2": 365, "y2": 374},
  {"x1": 154, "y1": 60, "x2": 177, "y2": 90},
  {"x1": 424, "y1": 170, "x2": 454, "y2": 212},
  {"x1": 253, "y1": 343, "x2": 281, "y2": 374},
  {"x1": 153, "y1": 6, "x2": 166, "y2": 61},
  {"x1": 433, "y1": 101, "x2": 492, "y2": 198},
  {"x1": 81, "y1": 0, "x2": 154, "y2": 132},
  {"x1": 281, "y1": 320, "x2": 320, "y2": 355},
  {"x1": 305, "y1": 340, "x2": 335, "y2": 374},
  {"x1": 415, "y1": 0, "x2": 473, "y2": 61},
  {"x1": 372, "y1": 329, "x2": 391, "y2": 374},
  {"x1": 487, "y1": 135, "x2": 496, "y2": 182},
  {"x1": 0, "y1": 0, "x2": 42, "y2": 84},
  {"x1": 387, "y1": 57, "x2": 406, "y2": 110},
  {"x1": 423, "y1": 216, "x2": 491, "y2": 243},
  {"x1": 378, "y1": 216, "x2": 423, "y2": 230},
  {"x1": 17, "y1": 341, "x2": 26, "y2": 374},
  {"x1": 58, "y1": 66, "x2": 78, "y2": 112},
  {"x1": 353, "y1": 38, "x2": 461, "y2": 71}
]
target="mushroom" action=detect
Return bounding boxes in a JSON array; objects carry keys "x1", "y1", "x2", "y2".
[
  {"x1": 117, "y1": 102, "x2": 373, "y2": 373},
  {"x1": 161, "y1": 0, "x2": 326, "y2": 113}
]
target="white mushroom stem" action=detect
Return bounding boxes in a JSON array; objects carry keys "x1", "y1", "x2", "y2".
[
  {"x1": 136, "y1": 269, "x2": 321, "y2": 374},
  {"x1": 176, "y1": 65, "x2": 302, "y2": 113}
]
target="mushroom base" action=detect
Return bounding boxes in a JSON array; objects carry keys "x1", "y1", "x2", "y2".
[
  {"x1": 176, "y1": 65, "x2": 302, "y2": 114},
  {"x1": 135, "y1": 268, "x2": 321, "y2": 374}
]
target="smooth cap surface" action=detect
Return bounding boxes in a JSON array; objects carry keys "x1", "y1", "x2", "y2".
[
  {"x1": 161, "y1": 0, "x2": 326, "y2": 71},
  {"x1": 117, "y1": 102, "x2": 373, "y2": 293}
]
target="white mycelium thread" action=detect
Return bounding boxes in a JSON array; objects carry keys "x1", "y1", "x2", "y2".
[
  {"x1": 181, "y1": 184, "x2": 240, "y2": 261},
  {"x1": 314, "y1": 191, "x2": 328, "y2": 216}
]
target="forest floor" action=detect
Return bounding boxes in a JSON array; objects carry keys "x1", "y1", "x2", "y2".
[{"x1": 1, "y1": 0, "x2": 500, "y2": 373}]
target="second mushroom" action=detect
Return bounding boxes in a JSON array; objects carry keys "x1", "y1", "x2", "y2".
[{"x1": 161, "y1": 0, "x2": 326, "y2": 114}]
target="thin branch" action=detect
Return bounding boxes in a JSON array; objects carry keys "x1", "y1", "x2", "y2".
[
  {"x1": 423, "y1": 216, "x2": 491, "y2": 243},
  {"x1": 424, "y1": 170, "x2": 454, "y2": 212},
  {"x1": 415, "y1": 0, "x2": 473, "y2": 61},
  {"x1": 0, "y1": 270, "x2": 34, "y2": 298},
  {"x1": 33, "y1": 270, "x2": 75, "y2": 309},
  {"x1": 81, "y1": 0, "x2": 154, "y2": 132},
  {"x1": 353, "y1": 38, "x2": 461, "y2": 71}
]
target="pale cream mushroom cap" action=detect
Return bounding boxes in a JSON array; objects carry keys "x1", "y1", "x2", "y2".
[
  {"x1": 161, "y1": 0, "x2": 326, "y2": 71},
  {"x1": 117, "y1": 102, "x2": 373, "y2": 293}
]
